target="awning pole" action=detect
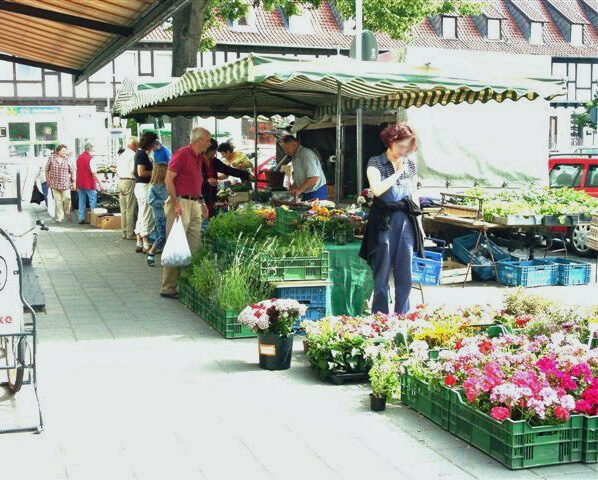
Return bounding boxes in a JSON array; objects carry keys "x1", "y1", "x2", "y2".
[
  {"x1": 252, "y1": 88, "x2": 258, "y2": 199},
  {"x1": 335, "y1": 82, "x2": 342, "y2": 204},
  {"x1": 356, "y1": 0, "x2": 363, "y2": 196}
]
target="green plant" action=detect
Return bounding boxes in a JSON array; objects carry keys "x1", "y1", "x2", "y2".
[
  {"x1": 369, "y1": 356, "x2": 401, "y2": 401},
  {"x1": 503, "y1": 287, "x2": 558, "y2": 317}
]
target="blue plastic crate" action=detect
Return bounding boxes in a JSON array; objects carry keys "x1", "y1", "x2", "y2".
[
  {"x1": 274, "y1": 283, "x2": 329, "y2": 331},
  {"x1": 545, "y1": 257, "x2": 591, "y2": 286},
  {"x1": 412, "y1": 251, "x2": 443, "y2": 286},
  {"x1": 496, "y1": 259, "x2": 559, "y2": 288},
  {"x1": 452, "y1": 233, "x2": 517, "y2": 281}
]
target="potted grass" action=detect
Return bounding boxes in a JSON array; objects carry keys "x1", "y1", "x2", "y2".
[
  {"x1": 238, "y1": 299, "x2": 307, "y2": 370},
  {"x1": 368, "y1": 357, "x2": 401, "y2": 412}
]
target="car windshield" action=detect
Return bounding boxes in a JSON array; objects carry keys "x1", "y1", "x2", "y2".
[{"x1": 549, "y1": 164, "x2": 583, "y2": 187}]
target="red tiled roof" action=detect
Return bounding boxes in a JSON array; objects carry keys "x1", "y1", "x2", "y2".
[
  {"x1": 140, "y1": 0, "x2": 598, "y2": 58},
  {"x1": 544, "y1": 0, "x2": 589, "y2": 24}
]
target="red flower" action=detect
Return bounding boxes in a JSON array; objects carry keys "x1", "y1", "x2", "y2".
[
  {"x1": 478, "y1": 339, "x2": 493, "y2": 355},
  {"x1": 554, "y1": 406, "x2": 570, "y2": 422},
  {"x1": 444, "y1": 375, "x2": 457, "y2": 387},
  {"x1": 574, "y1": 399, "x2": 593, "y2": 414},
  {"x1": 455, "y1": 339, "x2": 464, "y2": 351},
  {"x1": 515, "y1": 315, "x2": 532, "y2": 327},
  {"x1": 490, "y1": 407, "x2": 510, "y2": 422}
]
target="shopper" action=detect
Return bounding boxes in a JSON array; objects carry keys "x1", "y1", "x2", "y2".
[
  {"x1": 359, "y1": 123, "x2": 424, "y2": 315},
  {"x1": 146, "y1": 159, "x2": 168, "y2": 267},
  {"x1": 160, "y1": 127, "x2": 211, "y2": 298},
  {"x1": 153, "y1": 140, "x2": 171, "y2": 165},
  {"x1": 203, "y1": 139, "x2": 251, "y2": 217},
  {"x1": 45, "y1": 144, "x2": 75, "y2": 222},
  {"x1": 134, "y1": 132, "x2": 157, "y2": 253},
  {"x1": 281, "y1": 135, "x2": 328, "y2": 200},
  {"x1": 217, "y1": 142, "x2": 251, "y2": 170},
  {"x1": 117, "y1": 136, "x2": 138, "y2": 240},
  {"x1": 76, "y1": 143, "x2": 104, "y2": 224},
  {"x1": 36, "y1": 156, "x2": 48, "y2": 207}
]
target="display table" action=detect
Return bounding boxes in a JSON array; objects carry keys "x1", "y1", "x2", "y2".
[{"x1": 324, "y1": 241, "x2": 373, "y2": 316}]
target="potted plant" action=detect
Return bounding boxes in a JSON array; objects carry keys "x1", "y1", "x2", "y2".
[
  {"x1": 368, "y1": 356, "x2": 401, "y2": 412},
  {"x1": 238, "y1": 299, "x2": 307, "y2": 370}
]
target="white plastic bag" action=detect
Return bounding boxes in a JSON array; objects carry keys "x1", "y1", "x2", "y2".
[
  {"x1": 47, "y1": 188, "x2": 55, "y2": 218},
  {"x1": 161, "y1": 217, "x2": 191, "y2": 267}
]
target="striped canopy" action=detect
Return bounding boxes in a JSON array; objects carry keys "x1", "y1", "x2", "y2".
[{"x1": 113, "y1": 54, "x2": 565, "y2": 119}]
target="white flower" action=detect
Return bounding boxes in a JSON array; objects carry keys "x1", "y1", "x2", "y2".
[
  {"x1": 560, "y1": 394, "x2": 575, "y2": 411},
  {"x1": 550, "y1": 332, "x2": 565, "y2": 346}
]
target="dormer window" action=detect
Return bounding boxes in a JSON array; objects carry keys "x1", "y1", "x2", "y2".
[
  {"x1": 231, "y1": 7, "x2": 256, "y2": 31},
  {"x1": 530, "y1": 21, "x2": 543, "y2": 44},
  {"x1": 288, "y1": 9, "x2": 314, "y2": 34},
  {"x1": 343, "y1": 17, "x2": 356, "y2": 35},
  {"x1": 442, "y1": 16, "x2": 457, "y2": 39},
  {"x1": 487, "y1": 18, "x2": 501, "y2": 40},
  {"x1": 571, "y1": 24, "x2": 583, "y2": 45}
]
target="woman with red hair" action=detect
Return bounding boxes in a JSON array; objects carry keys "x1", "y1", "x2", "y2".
[{"x1": 359, "y1": 123, "x2": 424, "y2": 314}]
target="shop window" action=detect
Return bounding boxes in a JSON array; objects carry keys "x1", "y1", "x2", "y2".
[
  {"x1": 9, "y1": 123, "x2": 30, "y2": 141},
  {"x1": 530, "y1": 22, "x2": 543, "y2": 44},
  {"x1": 17, "y1": 83, "x2": 42, "y2": 97},
  {"x1": 16, "y1": 64, "x2": 41, "y2": 81},
  {"x1": 549, "y1": 164, "x2": 583, "y2": 188},
  {"x1": 139, "y1": 50, "x2": 153, "y2": 76},
  {"x1": 35, "y1": 122, "x2": 57, "y2": 142},
  {"x1": 34, "y1": 143, "x2": 58, "y2": 157},
  {"x1": 487, "y1": 19, "x2": 501, "y2": 40},
  {"x1": 153, "y1": 51, "x2": 172, "y2": 80},
  {"x1": 0, "y1": 60, "x2": 13, "y2": 80},
  {"x1": 442, "y1": 16, "x2": 457, "y2": 39},
  {"x1": 571, "y1": 24, "x2": 583, "y2": 46},
  {"x1": 9, "y1": 144, "x2": 31, "y2": 157}
]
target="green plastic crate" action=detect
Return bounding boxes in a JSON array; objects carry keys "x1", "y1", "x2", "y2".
[
  {"x1": 275, "y1": 207, "x2": 302, "y2": 235},
  {"x1": 259, "y1": 252, "x2": 329, "y2": 281},
  {"x1": 400, "y1": 373, "x2": 451, "y2": 430},
  {"x1": 583, "y1": 415, "x2": 598, "y2": 463},
  {"x1": 448, "y1": 389, "x2": 583, "y2": 469}
]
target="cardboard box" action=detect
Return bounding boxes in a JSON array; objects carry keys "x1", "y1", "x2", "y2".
[
  {"x1": 89, "y1": 212, "x2": 104, "y2": 227},
  {"x1": 229, "y1": 191, "x2": 250, "y2": 205},
  {"x1": 98, "y1": 215, "x2": 121, "y2": 230},
  {"x1": 440, "y1": 258, "x2": 472, "y2": 285}
]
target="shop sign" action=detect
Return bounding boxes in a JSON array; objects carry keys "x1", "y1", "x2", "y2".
[{"x1": 2, "y1": 106, "x2": 61, "y2": 116}]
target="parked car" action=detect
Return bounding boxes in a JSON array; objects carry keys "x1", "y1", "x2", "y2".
[
  {"x1": 239, "y1": 145, "x2": 277, "y2": 190},
  {"x1": 548, "y1": 153, "x2": 598, "y2": 255}
]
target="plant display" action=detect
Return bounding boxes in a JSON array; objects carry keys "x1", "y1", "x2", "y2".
[
  {"x1": 302, "y1": 202, "x2": 364, "y2": 240},
  {"x1": 369, "y1": 351, "x2": 402, "y2": 401},
  {"x1": 205, "y1": 209, "x2": 269, "y2": 241},
  {"x1": 254, "y1": 206, "x2": 276, "y2": 225},
  {"x1": 238, "y1": 299, "x2": 307, "y2": 336}
]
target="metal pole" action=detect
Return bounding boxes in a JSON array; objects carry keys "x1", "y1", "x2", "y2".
[
  {"x1": 253, "y1": 89, "x2": 259, "y2": 198},
  {"x1": 335, "y1": 82, "x2": 342, "y2": 204},
  {"x1": 355, "y1": 0, "x2": 363, "y2": 195}
]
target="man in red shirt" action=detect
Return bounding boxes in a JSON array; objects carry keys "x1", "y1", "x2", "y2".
[{"x1": 161, "y1": 127, "x2": 211, "y2": 298}]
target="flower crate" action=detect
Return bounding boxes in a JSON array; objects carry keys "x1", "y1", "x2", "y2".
[
  {"x1": 412, "y1": 251, "x2": 443, "y2": 286},
  {"x1": 273, "y1": 282, "x2": 329, "y2": 331},
  {"x1": 583, "y1": 415, "x2": 598, "y2": 464},
  {"x1": 275, "y1": 207, "x2": 302, "y2": 235},
  {"x1": 452, "y1": 233, "x2": 517, "y2": 281},
  {"x1": 545, "y1": 257, "x2": 591, "y2": 286},
  {"x1": 496, "y1": 259, "x2": 559, "y2": 288},
  {"x1": 400, "y1": 373, "x2": 451, "y2": 430},
  {"x1": 260, "y1": 252, "x2": 329, "y2": 282},
  {"x1": 491, "y1": 215, "x2": 543, "y2": 226},
  {"x1": 448, "y1": 389, "x2": 584, "y2": 469}
]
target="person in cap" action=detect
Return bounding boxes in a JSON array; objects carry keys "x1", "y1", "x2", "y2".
[
  {"x1": 146, "y1": 153, "x2": 169, "y2": 267},
  {"x1": 153, "y1": 139, "x2": 172, "y2": 165}
]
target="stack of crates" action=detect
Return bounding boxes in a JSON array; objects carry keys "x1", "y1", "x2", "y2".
[{"x1": 273, "y1": 281, "x2": 330, "y2": 332}]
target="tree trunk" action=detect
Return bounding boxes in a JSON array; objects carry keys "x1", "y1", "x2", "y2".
[{"x1": 171, "y1": 1, "x2": 209, "y2": 152}]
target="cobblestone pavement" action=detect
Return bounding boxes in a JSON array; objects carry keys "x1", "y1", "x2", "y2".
[{"x1": 0, "y1": 217, "x2": 596, "y2": 480}]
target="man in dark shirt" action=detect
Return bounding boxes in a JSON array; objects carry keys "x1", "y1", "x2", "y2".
[{"x1": 160, "y1": 127, "x2": 211, "y2": 298}]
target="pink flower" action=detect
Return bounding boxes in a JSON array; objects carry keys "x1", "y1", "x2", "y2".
[
  {"x1": 557, "y1": 372, "x2": 577, "y2": 392},
  {"x1": 554, "y1": 406, "x2": 570, "y2": 422},
  {"x1": 536, "y1": 356, "x2": 557, "y2": 375},
  {"x1": 490, "y1": 407, "x2": 510, "y2": 422},
  {"x1": 571, "y1": 363, "x2": 592, "y2": 381},
  {"x1": 575, "y1": 399, "x2": 593, "y2": 414}
]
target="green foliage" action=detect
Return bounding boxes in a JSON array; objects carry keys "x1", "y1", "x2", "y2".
[
  {"x1": 205, "y1": 209, "x2": 269, "y2": 241},
  {"x1": 503, "y1": 287, "x2": 557, "y2": 317},
  {"x1": 369, "y1": 356, "x2": 401, "y2": 401}
]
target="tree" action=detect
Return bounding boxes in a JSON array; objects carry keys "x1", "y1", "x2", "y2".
[
  {"x1": 571, "y1": 94, "x2": 598, "y2": 136},
  {"x1": 170, "y1": 0, "x2": 481, "y2": 150}
]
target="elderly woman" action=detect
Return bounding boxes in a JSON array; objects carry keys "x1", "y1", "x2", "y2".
[
  {"x1": 45, "y1": 144, "x2": 75, "y2": 222},
  {"x1": 359, "y1": 123, "x2": 425, "y2": 315},
  {"x1": 134, "y1": 132, "x2": 157, "y2": 253}
]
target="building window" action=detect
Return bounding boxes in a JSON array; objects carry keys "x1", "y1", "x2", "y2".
[
  {"x1": 89, "y1": 83, "x2": 112, "y2": 98},
  {"x1": 0, "y1": 83, "x2": 14, "y2": 96},
  {"x1": 61, "y1": 73, "x2": 74, "y2": 97},
  {"x1": 288, "y1": 9, "x2": 314, "y2": 34},
  {"x1": 16, "y1": 64, "x2": 41, "y2": 81},
  {"x1": 343, "y1": 18, "x2": 356, "y2": 35},
  {"x1": 549, "y1": 116, "x2": 557, "y2": 149},
  {"x1": 45, "y1": 74, "x2": 59, "y2": 97},
  {"x1": 571, "y1": 24, "x2": 583, "y2": 46},
  {"x1": 153, "y1": 51, "x2": 172, "y2": 80},
  {"x1": 139, "y1": 50, "x2": 153, "y2": 76},
  {"x1": 442, "y1": 16, "x2": 457, "y2": 39},
  {"x1": 577, "y1": 63, "x2": 591, "y2": 88},
  {"x1": 231, "y1": 7, "x2": 256, "y2": 31},
  {"x1": 114, "y1": 51, "x2": 138, "y2": 81},
  {"x1": 487, "y1": 19, "x2": 501, "y2": 40},
  {"x1": 0, "y1": 60, "x2": 13, "y2": 80},
  {"x1": 9, "y1": 123, "x2": 29, "y2": 141},
  {"x1": 16, "y1": 83, "x2": 42, "y2": 97},
  {"x1": 530, "y1": 22, "x2": 543, "y2": 44}
]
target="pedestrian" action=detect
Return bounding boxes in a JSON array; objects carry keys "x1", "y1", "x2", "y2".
[
  {"x1": 134, "y1": 132, "x2": 157, "y2": 253},
  {"x1": 281, "y1": 135, "x2": 328, "y2": 201},
  {"x1": 153, "y1": 139, "x2": 171, "y2": 165},
  {"x1": 36, "y1": 155, "x2": 48, "y2": 207},
  {"x1": 203, "y1": 139, "x2": 250, "y2": 217},
  {"x1": 160, "y1": 127, "x2": 211, "y2": 298},
  {"x1": 359, "y1": 123, "x2": 425, "y2": 315},
  {"x1": 75, "y1": 143, "x2": 104, "y2": 224},
  {"x1": 45, "y1": 144, "x2": 75, "y2": 222},
  {"x1": 146, "y1": 160, "x2": 168, "y2": 267},
  {"x1": 116, "y1": 136, "x2": 138, "y2": 240}
]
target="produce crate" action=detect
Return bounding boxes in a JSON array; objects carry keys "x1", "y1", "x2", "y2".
[
  {"x1": 400, "y1": 373, "x2": 451, "y2": 430},
  {"x1": 491, "y1": 215, "x2": 543, "y2": 226},
  {"x1": 274, "y1": 281, "x2": 330, "y2": 331},
  {"x1": 545, "y1": 257, "x2": 591, "y2": 286},
  {"x1": 452, "y1": 233, "x2": 517, "y2": 281},
  {"x1": 275, "y1": 207, "x2": 302, "y2": 235},
  {"x1": 178, "y1": 277, "x2": 255, "y2": 339},
  {"x1": 583, "y1": 415, "x2": 598, "y2": 463},
  {"x1": 496, "y1": 259, "x2": 559, "y2": 288},
  {"x1": 440, "y1": 258, "x2": 472, "y2": 285},
  {"x1": 412, "y1": 251, "x2": 443, "y2": 286},
  {"x1": 448, "y1": 390, "x2": 583, "y2": 469},
  {"x1": 543, "y1": 215, "x2": 574, "y2": 226},
  {"x1": 260, "y1": 252, "x2": 329, "y2": 282}
]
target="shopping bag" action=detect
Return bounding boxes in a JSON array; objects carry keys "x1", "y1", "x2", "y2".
[
  {"x1": 161, "y1": 217, "x2": 191, "y2": 267},
  {"x1": 47, "y1": 188, "x2": 56, "y2": 218},
  {"x1": 30, "y1": 184, "x2": 45, "y2": 204}
]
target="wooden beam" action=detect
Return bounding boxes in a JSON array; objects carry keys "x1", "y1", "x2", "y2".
[{"x1": 0, "y1": 53, "x2": 81, "y2": 76}]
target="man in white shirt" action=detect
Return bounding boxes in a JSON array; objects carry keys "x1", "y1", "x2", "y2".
[{"x1": 117, "y1": 136, "x2": 138, "y2": 240}]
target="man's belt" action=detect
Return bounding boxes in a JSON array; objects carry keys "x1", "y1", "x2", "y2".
[{"x1": 179, "y1": 195, "x2": 203, "y2": 201}]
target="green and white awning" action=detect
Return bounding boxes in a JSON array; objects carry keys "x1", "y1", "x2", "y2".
[{"x1": 113, "y1": 54, "x2": 565, "y2": 119}]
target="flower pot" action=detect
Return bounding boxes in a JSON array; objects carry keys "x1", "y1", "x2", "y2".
[
  {"x1": 303, "y1": 340, "x2": 309, "y2": 354},
  {"x1": 370, "y1": 393, "x2": 386, "y2": 412},
  {"x1": 258, "y1": 333, "x2": 293, "y2": 370}
]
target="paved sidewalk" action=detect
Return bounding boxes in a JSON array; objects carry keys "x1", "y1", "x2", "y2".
[{"x1": 0, "y1": 219, "x2": 596, "y2": 480}]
